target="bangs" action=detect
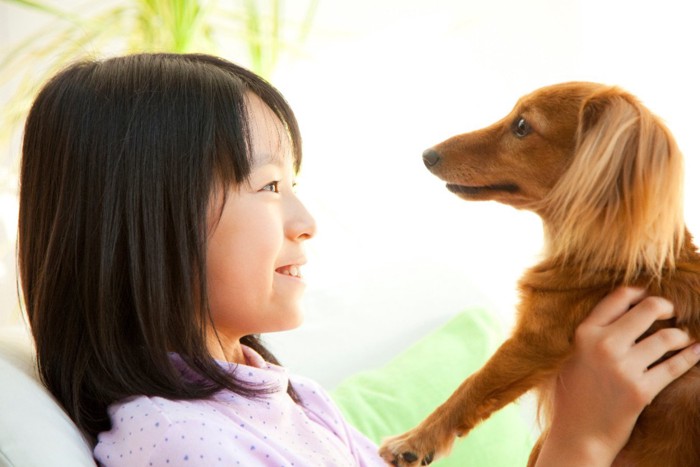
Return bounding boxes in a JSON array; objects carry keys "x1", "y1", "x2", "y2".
[{"x1": 208, "y1": 63, "x2": 302, "y2": 190}]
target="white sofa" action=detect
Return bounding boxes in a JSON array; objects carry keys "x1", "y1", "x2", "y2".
[
  {"x1": 0, "y1": 325, "x2": 95, "y2": 466},
  {"x1": 0, "y1": 308, "x2": 535, "y2": 467}
]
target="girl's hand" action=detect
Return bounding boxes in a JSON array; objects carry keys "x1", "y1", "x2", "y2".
[{"x1": 536, "y1": 286, "x2": 700, "y2": 467}]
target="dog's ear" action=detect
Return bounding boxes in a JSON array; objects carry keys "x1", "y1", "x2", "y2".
[
  {"x1": 546, "y1": 87, "x2": 685, "y2": 280},
  {"x1": 578, "y1": 90, "x2": 616, "y2": 137}
]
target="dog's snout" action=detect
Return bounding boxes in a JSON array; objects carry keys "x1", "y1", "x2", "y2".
[{"x1": 422, "y1": 148, "x2": 441, "y2": 168}]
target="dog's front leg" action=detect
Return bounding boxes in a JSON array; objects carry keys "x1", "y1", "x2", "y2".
[{"x1": 378, "y1": 333, "x2": 568, "y2": 466}]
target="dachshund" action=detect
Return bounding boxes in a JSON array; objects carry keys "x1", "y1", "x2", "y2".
[{"x1": 378, "y1": 82, "x2": 700, "y2": 466}]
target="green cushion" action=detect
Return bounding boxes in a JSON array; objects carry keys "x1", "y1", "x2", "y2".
[{"x1": 331, "y1": 308, "x2": 533, "y2": 466}]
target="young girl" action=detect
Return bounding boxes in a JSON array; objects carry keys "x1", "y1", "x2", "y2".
[{"x1": 18, "y1": 53, "x2": 699, "y2": 467}]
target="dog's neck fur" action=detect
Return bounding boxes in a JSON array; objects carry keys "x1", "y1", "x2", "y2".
[{"x1": 539, "y1": 220, "x2": 690, "y2": 285}]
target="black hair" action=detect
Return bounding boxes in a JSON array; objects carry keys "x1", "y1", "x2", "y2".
[{"x1": 18, "y1": 53, "x2": 302, "y2": 441}]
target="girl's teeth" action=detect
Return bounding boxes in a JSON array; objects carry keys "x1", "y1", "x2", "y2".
[{"x1": 280, "y1": 265, "x2": 301, "y2": 277}]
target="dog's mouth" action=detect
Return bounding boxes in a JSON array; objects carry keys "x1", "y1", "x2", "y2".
[{"x1": 446, "y1": 183, "x2": 519, "y2": 195}]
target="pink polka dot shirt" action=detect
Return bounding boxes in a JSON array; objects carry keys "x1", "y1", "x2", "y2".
[{"x1": 94, "y1": 346, "x2": 384, "y2": 466}]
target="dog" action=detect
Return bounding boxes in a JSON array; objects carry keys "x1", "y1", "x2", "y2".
[{"x1": 378, "y1": 82, "x2": 700, "y2": 466}]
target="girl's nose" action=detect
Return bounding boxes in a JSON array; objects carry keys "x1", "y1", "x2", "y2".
[{"x1": 287, "y1": 196, "x2": 316, "y2": 241}]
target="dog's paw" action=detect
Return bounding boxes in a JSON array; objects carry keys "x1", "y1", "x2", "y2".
[
  {"x1": 378, "y1": 435, "x2": 434, "y2": 466},
  {"x1": 378, "y1": 427, "x2": 454, "y2": 466}
]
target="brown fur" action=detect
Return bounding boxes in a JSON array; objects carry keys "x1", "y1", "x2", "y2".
[{"x1": 378, "y1": 82, "x2": 700, "y2": 466}]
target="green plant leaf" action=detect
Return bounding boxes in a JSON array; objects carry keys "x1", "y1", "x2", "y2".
[{"x1": 1, "y1": 0, "x2": 320, "y2": 152}]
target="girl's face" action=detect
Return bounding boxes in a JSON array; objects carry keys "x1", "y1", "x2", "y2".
[{"x1": 205, "y1": 93, "x2": 316, "y2": 362}]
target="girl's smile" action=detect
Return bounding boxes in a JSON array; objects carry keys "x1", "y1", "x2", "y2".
[
  {"x1": 205, "y1": 93, "x2": 316, "y2": 363},
  {"x1": 275, "y1": 262, "x2": 306, "y2": 279}
]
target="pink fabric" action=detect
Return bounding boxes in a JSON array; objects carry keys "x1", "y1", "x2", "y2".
[{"x1": 94, "y1": 346, "x2": 384, "y2": 466}]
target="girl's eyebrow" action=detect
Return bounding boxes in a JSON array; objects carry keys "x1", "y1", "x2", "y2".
[
  {"x1": 251, "y1": 129, "x2": 287, "y2": 168},
  {"x1": 252, "y1": 134, "x2": 289, "y2": 169},
  {"x1": 252, "y1": 153, "x2": 284, "y2": 168}
]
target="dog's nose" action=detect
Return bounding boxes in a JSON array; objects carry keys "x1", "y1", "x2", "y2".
[{"x1": 422, "y1": 148, "x2": 441, "y2": 168}]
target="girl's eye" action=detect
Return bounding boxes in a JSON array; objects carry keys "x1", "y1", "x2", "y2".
[{"x1": 261, "y1": 181, "x2": 280, "y2": 193}]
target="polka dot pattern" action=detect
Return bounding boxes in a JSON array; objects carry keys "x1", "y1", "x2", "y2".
[{"x1": 93, "y1": 346, "x2": 383, "y2": 466}]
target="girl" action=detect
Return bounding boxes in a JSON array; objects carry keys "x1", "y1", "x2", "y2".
[{"x1": 18, "y1": 53, "x2": 699, "y2": 466}]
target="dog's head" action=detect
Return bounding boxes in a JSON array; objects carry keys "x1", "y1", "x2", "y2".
[{"x1": 425, "y1": 82, "x2": 685, "y2": 278}]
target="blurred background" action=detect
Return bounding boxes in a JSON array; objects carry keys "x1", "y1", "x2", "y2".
[{"x1": 1, "y1": 0, "x2": 698, "y2": 388}]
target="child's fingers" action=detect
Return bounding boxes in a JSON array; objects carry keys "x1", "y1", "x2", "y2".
[
  {"x1": 644, "y1": 343, "x2": 700, "y2": 398},
  {"x1": 632, "y1": 328, "x2": 696, "y2": 368},
  {"x1": 608, "y1": 296, "x2": 675, "y2": 345},
  {"x1": 585, "y1": 286, "x2": 647, "y2": 327}
]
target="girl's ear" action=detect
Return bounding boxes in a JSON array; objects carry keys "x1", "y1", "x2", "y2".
[{"x1": 547, "y1": 86, "x2": 685, "y2": 280}]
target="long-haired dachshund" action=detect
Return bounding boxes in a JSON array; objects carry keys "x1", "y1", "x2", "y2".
[{"x1": 379, "y1": 82, "x2": 700, "y2": 466}]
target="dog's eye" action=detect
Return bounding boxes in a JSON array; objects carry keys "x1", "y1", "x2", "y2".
[{"x1": 512, "y1": 117, "x2": 532, "y2": 138}]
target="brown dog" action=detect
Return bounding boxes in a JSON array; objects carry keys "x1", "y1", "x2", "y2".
[{"x1": 378, "y1": 82, "x2": 700, "y2": 466}]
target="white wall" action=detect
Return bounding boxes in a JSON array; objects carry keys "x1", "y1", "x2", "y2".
[
  {"x1": 265, "y1": 0, "x2": 700, "y2": 387},
  {"x1": 1, "y1": 0, "x2": 699, "y2": 388}
]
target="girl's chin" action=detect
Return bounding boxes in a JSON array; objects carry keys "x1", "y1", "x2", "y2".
[
  {"x1": 269, "y1": 313, "x2": 304, "y2": 334},
  {"x1": 274, "y1": 270, "x2": 307, "y2": 286},
  {"x1": 273, "y1": 275, "x2": 307, "y2": 302},
  {"x1": 268, "y1": 298, "x2": 306, "y2": 330}
]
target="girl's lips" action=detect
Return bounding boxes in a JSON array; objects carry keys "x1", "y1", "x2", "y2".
[{"x1": 275, "y1": 264, "x2": 302, "y2": 278}]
